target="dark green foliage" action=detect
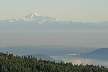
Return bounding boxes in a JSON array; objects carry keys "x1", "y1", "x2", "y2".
[{"x1": 0, "y1": 52, "x2": 108, "y2": 72}]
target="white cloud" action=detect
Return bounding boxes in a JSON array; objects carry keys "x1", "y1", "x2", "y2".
[
  {"x1": 62, "y1": 58, "x2": 108, "y2": 67},
  {"x1": 63, "y1": 59, "x2": 92, "y2": 65}
]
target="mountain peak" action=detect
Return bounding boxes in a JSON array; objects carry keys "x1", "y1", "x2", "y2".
[
  {"x1": 24, "y1": 13, "x2": 40, "y2": 18},
  {"x1": 0, "y1": 13, "x2": 58, "y2": 23},
  {"x1": 31, "y1": 13, "x2": 40, "y2": 17}
]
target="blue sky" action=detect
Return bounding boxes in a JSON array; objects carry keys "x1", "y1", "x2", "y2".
[{"x1": 0, "y1": 0, "x2": 108, "y2": 22}]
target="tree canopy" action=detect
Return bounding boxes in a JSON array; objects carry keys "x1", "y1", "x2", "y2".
[{"x1": 0, "y1": 52, "x2": 108, "y2": 72}]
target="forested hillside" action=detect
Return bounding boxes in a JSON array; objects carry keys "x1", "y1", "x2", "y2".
[
  {"x1": 0, "y1": 52, "x2": 108, "y2": 72},
  {"x1": 80, "y1": 48, "x2": 108, "y2": 60}
]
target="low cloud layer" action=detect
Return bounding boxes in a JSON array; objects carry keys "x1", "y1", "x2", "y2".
[
  {"x1": 63, "y1": 58, "x2": 108, "y2": 67},
  {"x1": 63, "y1": 59, "x2": 92, "y2": 65}
]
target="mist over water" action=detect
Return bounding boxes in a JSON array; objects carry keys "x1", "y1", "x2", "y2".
[{"x1": 51, "y1": 56, "x2": 108, "y2": 68}]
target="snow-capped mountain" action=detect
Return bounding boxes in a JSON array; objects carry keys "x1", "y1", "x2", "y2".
[
  {"x1": 21, "y1": 13, "x2": 58, "y2": 23},
  {"x1": 0, "y1": 13, "x2": 108, "y2": 30},
  {"x1": 0, "y1": 13, "x2": 58, "y2": 24}
]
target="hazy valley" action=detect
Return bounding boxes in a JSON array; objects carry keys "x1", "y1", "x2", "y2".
[{"x1": 0, "y1": 13, "x2": 108, "y2": 68}]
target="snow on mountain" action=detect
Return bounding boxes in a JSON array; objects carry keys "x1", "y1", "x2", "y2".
[
  {"x1": 21, "y1": 13, "x2": 58, "y2": 23},
  {"x1": 0, "y1": 13, "x2": 58, "y2": 24},
  {"x1": 24, "y1": 13, "x2": 40, "y2": 18},
  {"x1": 8, "y1": 19, "x2": 18, "y2": 22}
]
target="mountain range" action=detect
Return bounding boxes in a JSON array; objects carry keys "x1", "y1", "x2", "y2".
[
  {"x1": 0, "y1": 13, "x2": 57, "y2": 24},
  {"x1": 79, "y1": 48, "x2": 108, "y2": 60},
  {"x1": 0, "y1": 13, "x2": 108, "y2": 30}
]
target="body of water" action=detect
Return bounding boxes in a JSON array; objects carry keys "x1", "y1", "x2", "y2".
[{"x1": 51, "y1": 56, "x2": 108, "y2": 67}]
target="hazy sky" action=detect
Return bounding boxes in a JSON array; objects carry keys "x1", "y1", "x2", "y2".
[
  {"x1": 0, "y1": 30, "x2": 108, "y2": 48},
  {"x1": 0, "y1": 0, "x2": 108, "y2": 48},
  {"x1": 0, "y1": 0, "x2": 108, "y2": 22}
]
